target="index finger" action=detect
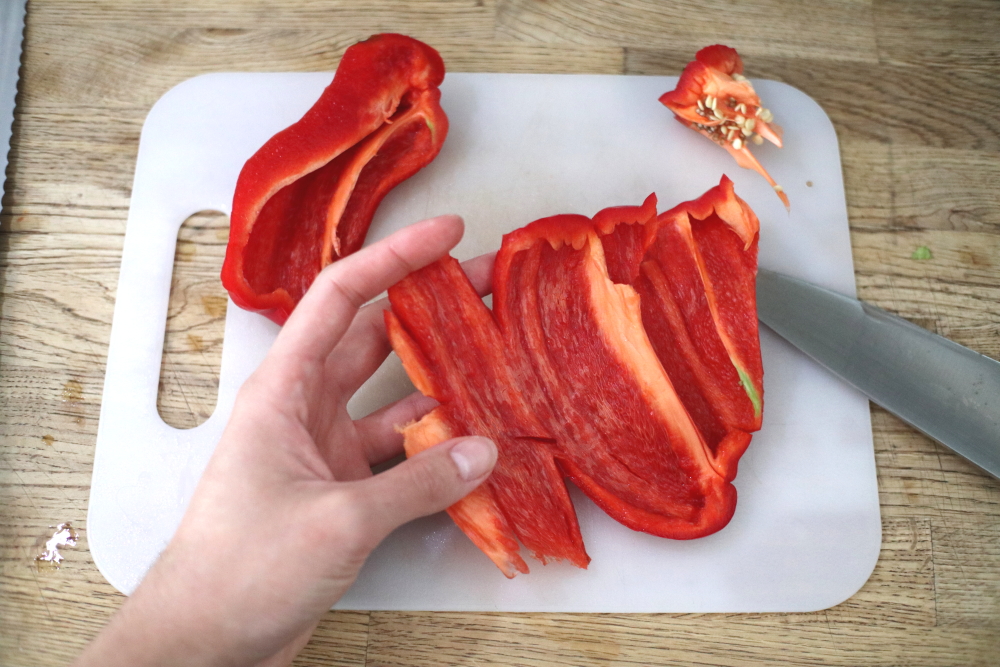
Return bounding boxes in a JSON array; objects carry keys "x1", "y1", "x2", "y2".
[
  {"x1": 329, "y1": 251, "x2": 498, "y2": 397},
  {"x1": 272, "y1": 215, "x2": 464, "y2": 365}
]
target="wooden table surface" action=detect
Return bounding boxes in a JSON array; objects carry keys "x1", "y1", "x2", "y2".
[{"x1": 2, "y1": 1, "x2": 999, "y2": 665}]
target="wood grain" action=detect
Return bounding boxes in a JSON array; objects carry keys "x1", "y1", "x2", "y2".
[
  {"x1": 497, "y1": 0, "x2": 880, "y2": 62},
  {"x1": 3, "y1": 0, "x2": 1000, "y2": 665},
  {"x1": 874, "y1": 0, "x2": 1000, "y2": 68},
  {"x1": 157, "y1": 210, "x2": 229, "y2": 429}
]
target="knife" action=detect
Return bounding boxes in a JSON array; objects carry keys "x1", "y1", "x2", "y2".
[
  {"x1": 756, "y1": 268, "x2": 1000, "y2": 479},
  {"x1": 0, "y1": 0, "x2": 27, "y2": 200}
]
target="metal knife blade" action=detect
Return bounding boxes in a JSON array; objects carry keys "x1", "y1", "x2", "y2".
[
  {"x1": 757, "y1": 268, "x2": 1000, "y2": 479},
  {"x1": 0, "y1": 0, "x2": 27, "y2": 200}
]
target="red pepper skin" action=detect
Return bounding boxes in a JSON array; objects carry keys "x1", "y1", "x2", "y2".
[
  {"x1": 386, "y1": 257, "x2": 589, "y2": 577},
  {"x1": 222, "y1": 34, "x2": 449, "y2": 324},
  {"x1": 660, "y1": 45, "x2": 789, "y2": 209},
  {"x1": 387, "y1": 178, "x2": 762, "y2": 574}
]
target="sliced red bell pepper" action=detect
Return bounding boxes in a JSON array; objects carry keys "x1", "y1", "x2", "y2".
[
  {"x1": 660, "y1": 45, "x2": 789, "y2": 209},
  {"x1": 222, "y1": 34, "x2": 449, "y2": 324},
  {"x1": 386, "y1": 177, "x2": 763, "y2": 576},
  {"x1": 495, "y1": 218, "x2": 737, "y2": 539},
  {"x1": 386, "y1": 257, "x2": 589, "y2": 577}
]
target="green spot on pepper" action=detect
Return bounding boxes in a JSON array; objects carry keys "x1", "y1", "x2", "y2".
[{"x1": 738, "y1": 367, "x2": 762, "y2": 419}]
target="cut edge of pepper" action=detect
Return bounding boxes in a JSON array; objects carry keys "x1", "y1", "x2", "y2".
[
  {"x1": 558, "y1": 455, "x2": 737, "y2": 539},
  {"x1": 658, "y1": 178, "x2": 764, "y2": 427},
  {"x1": 579, "y1": 231, "x2": 719, "y2": 483},
  {"x1": 320, "y1": 100, "x2": 438, "y2": 264}
]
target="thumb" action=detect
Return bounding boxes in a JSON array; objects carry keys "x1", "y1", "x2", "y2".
[{"x1": 352, "y1": 436, "x2": 497, "y2": 543}]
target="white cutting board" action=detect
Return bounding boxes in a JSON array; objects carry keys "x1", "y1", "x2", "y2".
[{"x1": 90, "y1": 72, "x2": 880, "y2": 612}]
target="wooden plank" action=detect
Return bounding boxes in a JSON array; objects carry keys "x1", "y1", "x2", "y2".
[
  {"x1": 839, "y1": 144, "x2": 1000, "y2": 237},
  {"x1": 889, "y1": 147, "x2": 1000, "y2": 233},
  {"x1": 30, "y1": 0, "x2": 496, "y2": 34},
  {"x1": 875, "y1": 0, "x2": 1000, "y2": 68},
  {"x1": 853, "y1": 230, "x2": 1000, "y2": 309},
  {"x1": 20, "y1": 24, "x2": 623, "y2": 111},
  {"x1": 290, "y1": 610, "x2": 372, "y2": 667},
  {"x1": 869, "y1": 406, "x2": 1000, "y2": 631},
  {"x1": 933, "y1": 519, "x2": 1000, "y2": 627},
  {"x1": 365, "y1": 618, "x2": 999, "y2": 667},
  {"x1": 0, "y1": 108, "x2": 140, "y2": 237},
  {"x1": 0, "y1": 71, "x2": 134, "y2": 664},
  {"x1": 435, "y1": 41, "x2": 624, "y2": 74},
  {"x1": 497, "y1": 0, "x2": 879, "y2": 63}
]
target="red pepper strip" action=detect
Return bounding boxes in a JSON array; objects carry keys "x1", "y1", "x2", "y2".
[
  {"x1": 593, "y1": 192, "x2": 659, "y2": 285},
  {"x1": 384, "y1": 325, "x2": 529, "y2": 578},
  {"x1": 668, "y1": 176, "x2": 764, "y2": 424},
  {"x1": 635, "y1": 177, "x2": 762, "y2": 480},
  {"x1": 659, "y1": 45, "x2": 790, "y2": 210},
  {"x1": 572, "y1": 179, "x2": 763, "y2": 460},
  {"x1": 386, "y1": 257, "x2": 589, "y2": 577},
  {"x1": 222, "y1": 34, "x2": 449, "y2": 324}
]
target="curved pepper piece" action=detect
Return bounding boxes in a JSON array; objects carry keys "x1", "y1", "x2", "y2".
[
  {"x1": 386, "y1": 178, "x2": 762, "y2": 575},
  {"x1": 496, "y1": 229, "x2": 737, "y2": 539},
  {"x1": 636, "y1": 176, "x2": 762, "y2": 480},
  {"x1": 659, "y1": 45, "x2": 789, "y2": 209},
  {"x1": 223, "y1": 34, "x2": 449, "y2": 324}
]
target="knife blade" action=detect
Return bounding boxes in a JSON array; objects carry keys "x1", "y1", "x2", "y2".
[
  {"x1": 756, "y1": 268, "x2": 1000, "y2": 479},
  {"x1": 0, "y1": 0, "x2": 27, "y2": 200}
]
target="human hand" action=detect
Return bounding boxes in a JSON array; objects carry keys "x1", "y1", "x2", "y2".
[{"x1": 74, "y1": 215, "x2": 497, "y2": 667}]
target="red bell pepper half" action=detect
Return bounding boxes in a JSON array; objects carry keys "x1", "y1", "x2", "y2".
[
  {"x1": 386, "y1": 177, "x2": 763, "y2": 576},
  {"x1": 660, "y1": 45, "x2": 789, "y2": 210},
  {"x1": 222, "y1": 34, "x2": 449, "y2": 324}
]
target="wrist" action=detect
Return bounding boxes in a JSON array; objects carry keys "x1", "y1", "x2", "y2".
[{"x1": 74, "y1": 544, "x2": 250, "y2": 667}]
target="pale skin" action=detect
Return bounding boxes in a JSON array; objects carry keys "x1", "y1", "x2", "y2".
[{"x1": 73, "y1": 215, "x2": 498, "y2": 667}]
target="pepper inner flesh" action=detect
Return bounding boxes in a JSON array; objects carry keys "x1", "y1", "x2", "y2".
[{"x1": 243, "y1": 101, "x2": 435, "y2": 303}]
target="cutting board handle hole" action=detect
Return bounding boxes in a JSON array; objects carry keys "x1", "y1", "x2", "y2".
[{"x1": 157, "y1": 210, "x2": 231, "y2": 429}]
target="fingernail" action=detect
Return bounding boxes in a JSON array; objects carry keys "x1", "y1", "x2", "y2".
[{"x1": 450, "y1": 437, "x2": 497, "y2": 481}]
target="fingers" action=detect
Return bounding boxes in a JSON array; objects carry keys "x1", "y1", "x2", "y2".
[
  {"x1": 457, "y1": 251, "x2": 497, "y2": 297},
  {"x1": 273, "y1": 215, "x2": 465, "y2": 365},
  {"x1": 354, "y1": 391, "x2": 438, "y2": 466},
  {"x1": 330, "y1": 251, "x2": 498, "y2": 395},
  {"x1": 344, "y1": 436, "x2": 497, "y2": 545}
]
